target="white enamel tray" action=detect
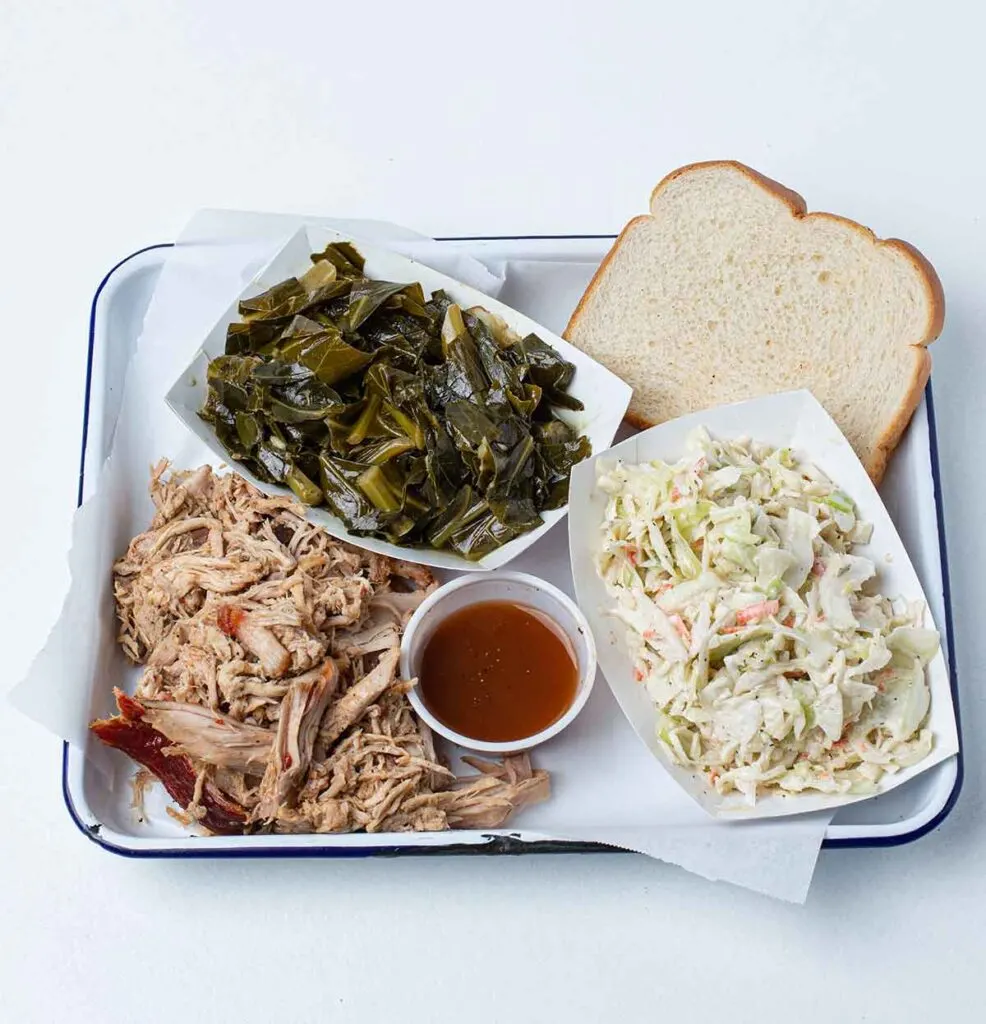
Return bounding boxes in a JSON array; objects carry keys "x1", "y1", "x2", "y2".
[{"x1": 63, "y1": 237, "x2": 962, "y2": 856}]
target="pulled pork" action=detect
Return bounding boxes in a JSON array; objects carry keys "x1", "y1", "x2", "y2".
[{"x1": 91, "y1": 463, "x2": 549, "y2": 835}]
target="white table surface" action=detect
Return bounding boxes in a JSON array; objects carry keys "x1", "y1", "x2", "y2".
[{"x1": 2, "y1": 2, "x2": 983, "y2": 1020}]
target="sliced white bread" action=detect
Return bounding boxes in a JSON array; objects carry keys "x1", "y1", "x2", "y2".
[{"x1": 564, "y1": 161, "x2": 944, "y2": 482}]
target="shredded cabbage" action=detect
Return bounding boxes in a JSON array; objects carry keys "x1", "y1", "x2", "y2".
[{"x1": 596, "y1": 428, "x2": 938, "y2": 805}]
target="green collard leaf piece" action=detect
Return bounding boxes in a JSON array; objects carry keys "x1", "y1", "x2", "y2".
[
  {"x1": 225, "y1": 319, "x2": 284, "y2": 355},
  {"x1": 311, "y1": 241, "x2": 365, "y2": 275},
  {"x1": 299, "y1": 331, "x2": 373, "y2": 386},
  {"x1": 346, "y1": 279, "x2": 410, "y2": 331},
  {"x1": 510, "y1": 333, "x2": 577, "y2": 392},
  {"x1": 239, "y1": 278, "x2": 309, "y2": 321}
]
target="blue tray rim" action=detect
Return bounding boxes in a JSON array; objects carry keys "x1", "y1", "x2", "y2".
[{"x1": 63, "y1": 237, "x2": 964, "y2": 858}]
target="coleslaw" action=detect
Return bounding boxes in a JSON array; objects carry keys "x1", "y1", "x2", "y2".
[{"x1": 596, "y1": 428, "x2": 938, "y2": 805}]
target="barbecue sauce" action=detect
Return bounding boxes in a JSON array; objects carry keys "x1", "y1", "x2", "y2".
[{"x1": 418, "y1": 601, "x2": 578, "y2": 742}]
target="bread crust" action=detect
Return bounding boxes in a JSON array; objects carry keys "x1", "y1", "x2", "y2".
[
  {"x1": 869, "y1": 347, "x2": 933, "y2": 484},
  {"x1": 623, "y1": 408, "x2": 655, "y2": 432},
  {"x1": 563, "y1": 213, "x2": 651, "y2": 343},
  {"x1": 563, "y1": 160, "x2": 946, "y2": 483},
  {"x1": 651, "y1": 160, "x2": 809, "y2": 218}
]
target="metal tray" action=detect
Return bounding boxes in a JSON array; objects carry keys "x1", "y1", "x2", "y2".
[{"x1": 64, "y1": 237, "x2": 963, "y2": 855}]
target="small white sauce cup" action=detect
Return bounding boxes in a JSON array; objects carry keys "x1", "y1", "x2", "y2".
[{"x1": 400, "y1": 570, "x2": 597, "y2": 754}]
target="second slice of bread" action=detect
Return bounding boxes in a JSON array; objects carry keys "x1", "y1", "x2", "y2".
[{"x1": 564, "y1": 162, "x2": 944, "y2": 482}]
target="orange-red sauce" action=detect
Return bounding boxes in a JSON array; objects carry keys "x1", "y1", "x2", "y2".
[{"x1": 418, "y1": 601, "x2": 578, "y2": 742}]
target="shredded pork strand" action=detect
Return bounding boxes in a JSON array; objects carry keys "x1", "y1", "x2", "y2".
[{"x1": 98, "y1": 463, "x2": 550, "y2": 835}]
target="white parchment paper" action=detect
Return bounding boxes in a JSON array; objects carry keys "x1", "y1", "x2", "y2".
[{"x1": 11, "y1": 210, "x2": 855, "y2": 901}]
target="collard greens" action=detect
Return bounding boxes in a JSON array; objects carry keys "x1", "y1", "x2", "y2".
[{"x1": 201, "y1": 243, "x2": 591, "y2": 559}]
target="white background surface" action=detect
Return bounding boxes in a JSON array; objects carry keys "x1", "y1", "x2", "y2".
[{"x1": 1, "y1": 2, "x2": 983, "y2": 1020}]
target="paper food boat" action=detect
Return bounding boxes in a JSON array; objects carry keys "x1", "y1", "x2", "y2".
[
  {"x1": 567, "y1": 389, "x2": 959, "y2": 819},
  {"x1": 166, "y1": 225, "x2": 632, "y2": 572}
]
